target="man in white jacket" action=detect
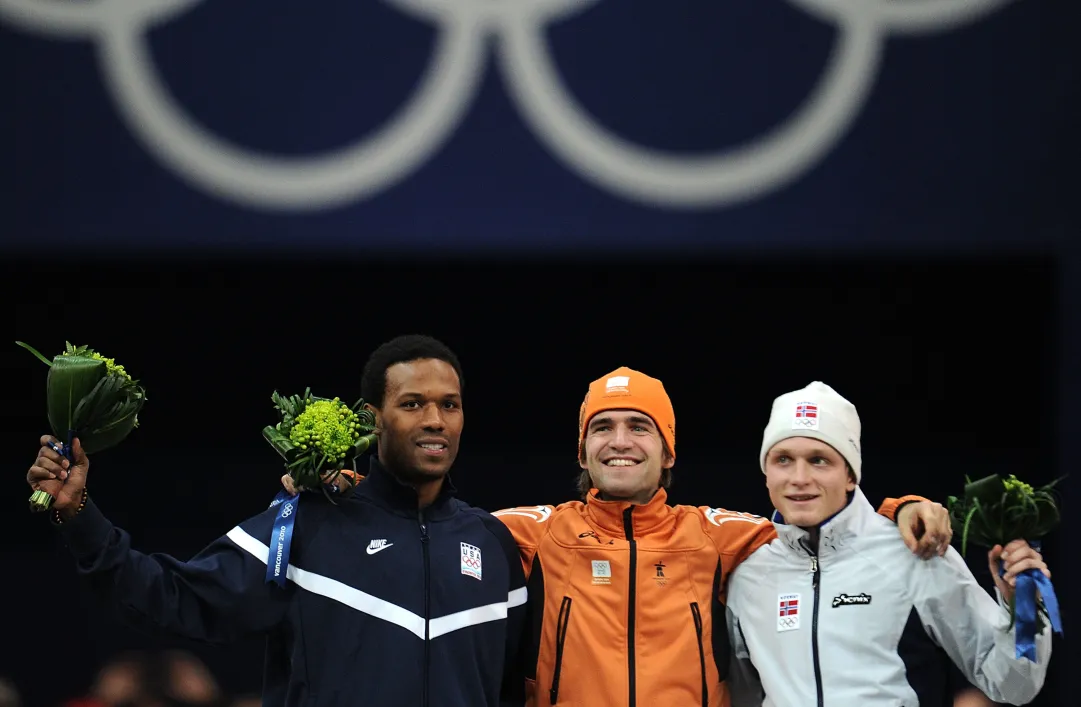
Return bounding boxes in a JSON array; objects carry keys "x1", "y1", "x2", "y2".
[{"x1": 725, "y1": 381, "x2": 1053, "y2": 707}]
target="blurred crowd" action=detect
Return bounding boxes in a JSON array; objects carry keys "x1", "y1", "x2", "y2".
[
  {"x1": 0, "y1": 650, "x2": 1000, "y2": 707},
  {"x1": 0, "y1": 650, "x2": 258, "y2": 707}
]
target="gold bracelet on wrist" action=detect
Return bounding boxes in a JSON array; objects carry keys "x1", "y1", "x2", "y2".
[{"x1": 52, "y1": 487, "x2": 88, "y2": 525}]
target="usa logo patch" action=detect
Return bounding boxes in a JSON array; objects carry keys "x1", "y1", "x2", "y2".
[{"x1": 460, "y1": 542, "x2": 482, "y2": 580}]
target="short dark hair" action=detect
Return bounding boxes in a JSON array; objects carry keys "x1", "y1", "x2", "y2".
[{"x1": 361, "y1": 334, "x2": 464, "y2": 409}]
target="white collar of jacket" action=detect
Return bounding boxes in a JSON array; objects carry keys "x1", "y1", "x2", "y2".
[{"x1": 769, "y1": 487, "x2": 879, "y2": 557}]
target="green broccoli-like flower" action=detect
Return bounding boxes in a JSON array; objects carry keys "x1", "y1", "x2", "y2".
[
  {"x1": 89, "y1": 352, "x2": 131, "y2": 381},
  {"x1": 263, "y1": 389, "x2": 377, "y2": 501},
  {"x1": 288, "y1": 397, "x2": 362, "y2": 463},
  {"x1": 57, "y1": 344, "x2": 133, "y2": 383},
  {"x1": 1003, "y1": 474, "x2": 1035, "y2": 498}
]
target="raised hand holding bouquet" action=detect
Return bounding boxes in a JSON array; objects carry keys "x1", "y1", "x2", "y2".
[
  {"x1": 16, "y1": 341, "x2": 146, "y2": 512},
  {"x1": 261, "y1": 389, "x2": 377, "y2": 585},
  {"x1": 948, "y1": 473, "x2": 1064, "y2": 660}
]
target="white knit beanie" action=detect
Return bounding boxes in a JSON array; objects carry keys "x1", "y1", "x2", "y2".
[{"x1": 759, "y1": 381, "x2": 863, "y2": 482}]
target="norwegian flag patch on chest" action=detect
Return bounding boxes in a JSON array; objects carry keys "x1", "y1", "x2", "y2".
[{"x1": 777, "y1": 593, "x2": 801, "y2": 632}]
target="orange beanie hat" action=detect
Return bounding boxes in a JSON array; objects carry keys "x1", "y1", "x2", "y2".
[{"x1": 578, "y1": 366, "x2": 676, "y2": 461}]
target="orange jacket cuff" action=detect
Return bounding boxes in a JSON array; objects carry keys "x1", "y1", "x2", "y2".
[{"x1": 878, "y1": 494, "x2": 929, "y2": 521}]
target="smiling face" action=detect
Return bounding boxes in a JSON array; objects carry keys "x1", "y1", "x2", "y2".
[
  {"x1": 371, "y1": 358, "x2": 463, "y2": 484},
  {"x1": 580, "y1": 409, "x2": 673, "y2": 504},
  {"x1": 764, "y1": 436, "x2": 856, "y2": 527}
]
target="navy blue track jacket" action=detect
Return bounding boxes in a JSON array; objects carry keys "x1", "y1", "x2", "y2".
[{"x1": 55, "y1": 458, "x2": 528, "y2": 707}]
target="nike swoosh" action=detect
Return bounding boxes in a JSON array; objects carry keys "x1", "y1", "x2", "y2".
[{"x1": 366, "y1": 544, "x2": 393, "y2": 555}]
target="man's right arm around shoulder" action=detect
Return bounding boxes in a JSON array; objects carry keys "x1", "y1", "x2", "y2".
[
  {"x1": 29, "y1": 435, "x2": 292, "y2": 645},
  {"x1": 281, "y1": 471, "x2": 557, "y2": 579},
  {"x1": 697, "y1": 506, "x2": 777, "y2": 594},
  {"x1": 490, "y1": 505, "x2": 556, "y2": 579}
]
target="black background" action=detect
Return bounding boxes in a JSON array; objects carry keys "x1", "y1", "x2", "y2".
[{"x1": 3, "y1": 254, "x2": 1070, "y2": 706}]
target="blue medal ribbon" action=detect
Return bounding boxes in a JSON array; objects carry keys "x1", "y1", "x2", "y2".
[
  {"x1": 266, "y1": 490, "x2": 299, "y2": 587},
  {"x1": 63, "y1": 429, "x2": 76, "y2": 463},
  {"x1": 999, "y1": 541, "x2": 1064, "y2": 661},
  {"x1": 45, "y1": 430, "x2": 78, "y2": 492},
  {"x1": 47, "y1": 429, "x2": 77, "y2": 465}
]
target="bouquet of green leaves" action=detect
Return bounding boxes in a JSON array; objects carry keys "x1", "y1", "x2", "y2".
[
  {"x1": 17, "y1": 341, "x2": 147, "y2": 512},
  {"x1": 260, "y1": 389, "x2": 377, "y2": 587},
  {"x1": 947, "y1": 473, "x2": 1064, "y2": 660},
  {"x1": 262, "y1": 389, "x2": 377, "y2": 501}
]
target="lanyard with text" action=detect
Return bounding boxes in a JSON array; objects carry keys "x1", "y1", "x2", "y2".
[{"x1": 266, "y1": 490, "x2": 299, "y2": 587}]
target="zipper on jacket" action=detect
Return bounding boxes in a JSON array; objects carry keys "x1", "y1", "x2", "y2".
[
  {"x1": 623, "y1": 507, "x2": 637, "y2": 707},
  {"x1": 548, "y1": 597, "x2": 573, "y2": 704},
  {"x1": 809, "y1": 552, "x2": 824, "y2": 707},
  {"x1": 690, "y1": 602, "x2": 708, "y2": 707},
  {"x1": 419, "y1": 509, "x2": 431, "y2": 707}
]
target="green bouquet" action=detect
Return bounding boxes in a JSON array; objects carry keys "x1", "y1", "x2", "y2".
[
  {"x1": 262, "y1": 388, "x2": 377, "y2": 501},
  {"x1": 946, "y1": 473, "x2": 1064, "y2": 658},
  {"x1": 947, "y1": 473, "x2": 1061, "y2": 558},
  {"x1": 17, "y1": 341, "x2": 147, "y2": 511}
]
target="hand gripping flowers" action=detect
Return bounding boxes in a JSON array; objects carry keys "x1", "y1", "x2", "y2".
[
  {"x1": 948, "y1": 473, "x2": 1065, "y2": 660},
  {"x1": 16, "y1": 341, "x2": 147, "y2": 512},
  {"x1": 261, "y1": 389, "x2": 377, "y2": 586}
]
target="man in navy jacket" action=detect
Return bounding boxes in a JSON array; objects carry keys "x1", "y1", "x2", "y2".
[{"x1": 27, "y1": 335, "x2": 528, "y2": 707}]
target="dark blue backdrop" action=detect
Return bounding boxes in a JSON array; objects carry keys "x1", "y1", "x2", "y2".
[{"x1": 0, "y1": 0, "x2": 1072, "y2": 253}]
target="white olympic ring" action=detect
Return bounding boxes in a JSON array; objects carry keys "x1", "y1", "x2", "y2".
[{"x1": 0, "y1": 0, "x2": 1017, "y2": 211}]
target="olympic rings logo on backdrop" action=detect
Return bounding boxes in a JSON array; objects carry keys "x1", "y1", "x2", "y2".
[{"x1": 0, "y1": 0, "x2": 1015, "y2": 212}]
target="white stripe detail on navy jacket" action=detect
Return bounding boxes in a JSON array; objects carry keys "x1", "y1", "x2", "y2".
[{"x1": 226, "y1": 526, "x2": 527, "y2": 641}]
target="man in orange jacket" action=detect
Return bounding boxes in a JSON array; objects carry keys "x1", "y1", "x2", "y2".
[
  {"x1": 284, "y1": 365, "x2": 948, "y2": 706},
  {"x1": 491, "y1": 367, "x2": 945, "y2": 707}
]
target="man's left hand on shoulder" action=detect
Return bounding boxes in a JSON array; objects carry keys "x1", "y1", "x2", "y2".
[{"x1": 897, "y1": 501, "x2": 952, "y2": 560}]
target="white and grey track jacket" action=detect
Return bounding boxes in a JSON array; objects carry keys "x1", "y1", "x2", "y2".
[{"x1": 724, "y1": 488, "x2": 1051, "y2": 707}]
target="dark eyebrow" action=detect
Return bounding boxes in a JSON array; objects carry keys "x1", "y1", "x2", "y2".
[
  {"x1": 397, "y1": 391, "x2": 462, "y2": 400},
  {"x1": 772, "y1": 447, "x2": 835, "y2": 458},
  {"x1": 590, "y1": 415, "x2": 656, "y2": 430}
]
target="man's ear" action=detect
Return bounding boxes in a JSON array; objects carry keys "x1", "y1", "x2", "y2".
[{"x1": 364, "y1": 402, "x2": 382, "y2": 433}]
